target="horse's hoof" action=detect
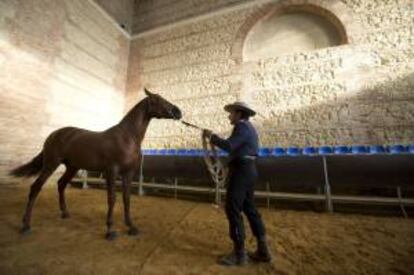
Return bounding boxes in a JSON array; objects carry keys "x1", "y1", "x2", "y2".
[
  {"x1": 20, "y1": 227, "x2": 31, "y2": 236},
  {"x1": 105, "y1": 231, "x2": 117, "y2": 241},
  {"x1": 61, "y1": 212, "x2": 70, "y2": 219},
  {"x1": 128, "y1": 227, "x2": 139, "y2": 236}
]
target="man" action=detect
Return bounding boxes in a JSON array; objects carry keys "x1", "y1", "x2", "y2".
[{"x1": 203, "y1": 101, "x2": 271, "y2": 266}]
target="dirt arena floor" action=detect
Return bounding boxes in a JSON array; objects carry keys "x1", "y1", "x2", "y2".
[{"x1": 0, "y1": 184, "x2": 413, "y2": 275}]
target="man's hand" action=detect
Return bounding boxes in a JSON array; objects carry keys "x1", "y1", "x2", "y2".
[{"x1": 203, "y1": 129, "x2": 213, "y2": 138}]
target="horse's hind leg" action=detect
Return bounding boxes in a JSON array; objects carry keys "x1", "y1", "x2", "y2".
[
  {"x1": 22, "y1": 163, "x2": 59, "y2": 234},
  {"x1": 122, "y1": 171, "x2": 139, "y2": 236},
  {"x1": 58, "y1": 166, "x2": 79, "y2": 219}
]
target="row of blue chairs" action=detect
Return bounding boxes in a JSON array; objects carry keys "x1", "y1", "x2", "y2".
[{"x1": 142, "y1": 145, "x2": 414, "y2": 157}]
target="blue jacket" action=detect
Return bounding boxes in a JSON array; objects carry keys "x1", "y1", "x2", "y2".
[{"x1": 210, "y1": 120, "x2": 258, "y2": 158}]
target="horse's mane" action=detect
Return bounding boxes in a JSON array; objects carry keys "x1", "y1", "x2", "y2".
[{"x1": 119, "y1": 97, "x2": 149, "y2": 125}]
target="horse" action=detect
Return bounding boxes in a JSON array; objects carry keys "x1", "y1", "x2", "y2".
[{"x1": 10, "y1": 88, "x2": 182, "y2": 240}]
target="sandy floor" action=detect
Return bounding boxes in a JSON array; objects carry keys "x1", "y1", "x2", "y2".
[{"x1": 0, "y1": 185, "x2": 413, "y2": 275}]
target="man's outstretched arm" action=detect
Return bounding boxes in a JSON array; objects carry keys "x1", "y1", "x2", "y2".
[{"x1": 204, "y1": 124, "x2": 248, "y2": 153}]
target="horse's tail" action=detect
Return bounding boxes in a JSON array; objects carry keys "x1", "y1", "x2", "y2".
[{"x1": 10, "y1": 151, "x2": 43, "y2": 178}]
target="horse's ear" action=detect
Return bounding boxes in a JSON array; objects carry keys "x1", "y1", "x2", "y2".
[{"x1": 144, "y1": 87, "x2": 153, "y2": 97}]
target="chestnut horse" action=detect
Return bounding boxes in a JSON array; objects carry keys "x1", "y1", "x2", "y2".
[{"x1": 10, "y1": 88, "x2": 182, "y2": 240}]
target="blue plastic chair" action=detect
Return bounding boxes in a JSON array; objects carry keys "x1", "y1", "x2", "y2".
[
  {"x1": 389, "y1": 145, "x2": 407, "y2": 154},
  {"x1": 287, "y1": 147, "x2": 301, "y2": 156},
  {"x1": 166, "y1": 149, "x2": 176, "y2": 156},
  {"x1": 158, "y1": 149, "x2": 167, "y2": 155},
  {"x1": 351, "y1": 145, "x2": 368, "y2": 154},
  {"x1": 272, "y1": 147, "x2": 286, "y2": 157},
  {"x1": 177, "y1": 149, "x2": 186, "y2": 156},
  {"x1": 334, "y1": 146, "x2": 350, "y2": 154},
  {"x1": 369, "y1": 145, "x2": 386, "y2": 154},
  {"x1": 217, "y1": 149, "x2": 228, "y2": 156},
  {"x1": 195, "y1": 149, "x2": 204, "y2": 156},
  {"x1": 318, "y1": 146, "x2": 333, "y2": 155},
  {"x1": 185, "y1": 149, "x2": 197, "y2": 156},
  {"x1": 258, "y1": 147, "x2": 272, "y2": 157},
  {"x1": 409, "y1": 145, "x2": 414, "y2": 154},
  {"x1": 149, "y1": 149, "x2": 158, "y2": 155},
  {"x1": 303, "y1": 146, "x2": 317, "y2": 155}
]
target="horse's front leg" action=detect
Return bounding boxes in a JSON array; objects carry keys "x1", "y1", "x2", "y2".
[
  {"x1": 104, "y1": 167, "x2": 118, "y2": 240},
  {"x1": 122, "y1": 171, "x2": 139, "y2": 236}
]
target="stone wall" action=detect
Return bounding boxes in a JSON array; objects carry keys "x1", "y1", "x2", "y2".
[
  {"x1": 133, "y1": 0, "x2": 252, "y2": 33},
  {"x1": 0, "y1": 0, "x2": 129, "y2": 181},
  {"x1": 127, "y1": 0, "x2": 414, "y2": 149}
]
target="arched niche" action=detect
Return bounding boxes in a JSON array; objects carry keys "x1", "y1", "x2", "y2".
[
  {"x1": 231, "y1": 0, "x2": 362, "y2": 63},
  {"x1": 243, "y1": 11, "x2": 344, "y2": 61}
]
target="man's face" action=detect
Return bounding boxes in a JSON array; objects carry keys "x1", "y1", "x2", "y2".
[{"x1": 228, "y1": 110, "x2": 241, "y2": 125}]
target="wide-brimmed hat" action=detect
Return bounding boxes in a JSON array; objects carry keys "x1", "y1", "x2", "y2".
[{"x1": 224, "y1": 101, "x2": 256, "y2": 117}]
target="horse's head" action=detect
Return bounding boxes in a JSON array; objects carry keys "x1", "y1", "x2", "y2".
[{"x1": 144, "y1": 88, "x2": 182, "y2": 120}]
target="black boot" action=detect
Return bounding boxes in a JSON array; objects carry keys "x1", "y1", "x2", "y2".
[
  {"x1": 249, "y1": 237, "x2": 271, "y2": 263},
  {"x1": 218, "y1": 249, "x2": 248, "y2": 266}
]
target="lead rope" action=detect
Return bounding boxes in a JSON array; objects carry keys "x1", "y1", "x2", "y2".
[
  {"x1": 181, "y1": 121, "x2": 228, "y2": 206},
  {"x1": 202, "y1": 132, "x2": 228, "y2": 207}
]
